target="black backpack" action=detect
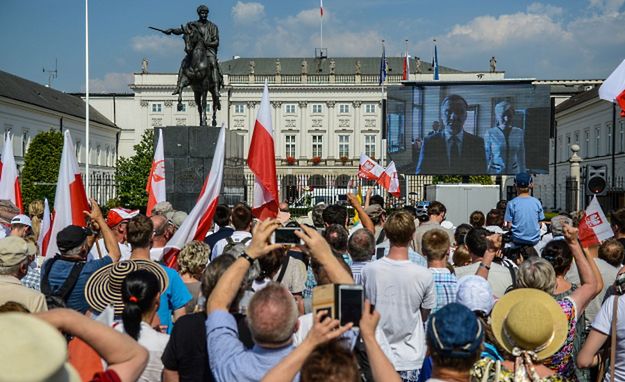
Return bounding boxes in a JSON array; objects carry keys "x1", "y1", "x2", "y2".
[{"x1": 40, "y1": 257, "x2": 85, "y2": 310}]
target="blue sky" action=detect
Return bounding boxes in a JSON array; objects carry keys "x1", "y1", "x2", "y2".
[{"x1": 1, "y1": 0, "x2": 624, "y2": 93}]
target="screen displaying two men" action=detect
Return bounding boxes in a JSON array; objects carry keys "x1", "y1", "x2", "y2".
[{"x1": 386, "y1": 83, "x2": 551, "y2": 175}]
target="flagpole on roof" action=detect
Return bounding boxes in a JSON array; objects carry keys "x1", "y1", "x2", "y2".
[
  {"x1": 320, "y1": 0, "x2": 323, "y2": 52},
  {"x1": 84, "y1": 0, "x2": 90, "y2": 197}
]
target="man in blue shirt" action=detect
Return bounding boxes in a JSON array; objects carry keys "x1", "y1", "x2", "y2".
[
  {"x1": 127, "y1": 214, "x2": 191, "y2": 334},
  {"x1": 41, "y1": 200, "x2": 121, "y2": 313},
  {"x1": 504, "y1": 172, "x2": 545, "y2": 246}
]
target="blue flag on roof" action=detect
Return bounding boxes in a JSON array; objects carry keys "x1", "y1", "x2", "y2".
[
  {"x1": 433, "y1": 44, "x2": 439, "y2": 80},
  {"x1": 379, "y1": 44, "x2": 387, "y2": 85}
]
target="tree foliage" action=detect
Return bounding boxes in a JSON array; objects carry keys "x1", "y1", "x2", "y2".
[
  {"x1": 116, "y1": 129, "x2": 154, "y2": 210},
  {"x1": 432, "y1": 175, "x2": 493, "y2": 185},
  {"x1": 21, "y1": 130, "x2": 64, "y2": 207}
]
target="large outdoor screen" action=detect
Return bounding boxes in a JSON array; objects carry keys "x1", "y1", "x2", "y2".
[{"x1": 386, "y1": 82, "x2": 551, "y2": 176}]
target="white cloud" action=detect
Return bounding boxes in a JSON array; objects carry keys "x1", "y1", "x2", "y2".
[
  {"x1": 232, "y1": 1, "x2": 265, "y2": 24},
  {"x1": 89, "y1": 72, "x2": 133, "y2": 93},
  {"x1": 131, "y1": 35, "x2": 182, "y2": 55},
  {"x1": 527, "y1": 2, "x2": 564, "y2": 17},
  {"x1": 284, "y1": 8, "x2": 323, "y2": 27},
  {"x1": 589, "y1": 0, "x2": 625, "y2": 13}
]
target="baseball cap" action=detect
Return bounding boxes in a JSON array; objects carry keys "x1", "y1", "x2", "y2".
[
  {"x1": 57, "y1": 225, "x2": 93, "y2": 252},
  {"x1": 0, "y1": 236, "x2": 33, "y2": 267},
  {"x1": 456, "y1": 275, "x2": 495, "y2": 315},
  {"x1": 10, "y1": 214, "x2": 32, "y2": 227},
  {"x1": 165, "y1": 210, "x2": 187, "y2": 228},
  {"x1": 514, "y1": 172, "x2": 533, "y2": 188},
  {"x1": 364, "y1": 204, "x2": 385, "y2": 221},
  {"x1": 107, "y1": 208, "x2": 139, "y2": 228},
  {"x1": 426, "y1": 303, "x2": 484, "y2": 359}
]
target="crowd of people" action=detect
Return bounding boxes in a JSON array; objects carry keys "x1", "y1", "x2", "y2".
[{"x1": 2, "y1": 171, "x2": 625, "y2": 382}]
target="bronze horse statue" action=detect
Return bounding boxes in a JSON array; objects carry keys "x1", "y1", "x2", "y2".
[{"x1": 179, "y1": 24, "x2": 222, "y2": 126}]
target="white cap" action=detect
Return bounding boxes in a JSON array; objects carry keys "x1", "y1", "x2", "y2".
[
  {"x1": 456, "y1": 275, "x2": 495, "y2": 315},
  {"x1": 10, "y1": 214, "x2": 32, "y2": 227}
]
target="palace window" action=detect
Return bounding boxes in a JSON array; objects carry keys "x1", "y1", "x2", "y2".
[
  {"x1": 312, "y1": 135, "x2": 323, "y2": 157},
  {"x1": 312, "y1": 104, "x2": 323, "y2": 114},
  {"x1": 365, "y1": 135, "x2": 376, "y2": 158},
  {"x1": 339, "y1": 104, "x2": 350, "y2": 114},
  {"x1": 338, "y1": 135, "x2": 349, "y2": 158},
  {"x1": 365, "y1": 104, "x2": 376, "y2": 113},
  {"x1": 151, "y1": 103, "x2": 162, "y2": 113},
  {"x1": 285, "y1": 104, "x2": 296, "y2": 114},
  {"x1": 285, "y1": 135, "x2": 296, "y2": 158},
  {"x1": 234, "y1": 104, "x2": 245, "y2": 113}
]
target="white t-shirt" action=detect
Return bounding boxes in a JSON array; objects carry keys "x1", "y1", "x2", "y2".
[
  {"x1": 455, "y1": 262, "x2": 513, "y2": 298},
  {"x1": 211, "y1": 230, "x2": 252, "y2": 259},
  {"x1": 114, "y1": 321, "x2": 170, "y2": 382},
  {"x1": 87, "y1": 238, "x2": 132, "y2": 261},
  {"x1": 361, "y1": 257, "x2": 436, "y2": 371},
  {"x1": 592, "y1": 295, "x2": 625, "y2": 382}
]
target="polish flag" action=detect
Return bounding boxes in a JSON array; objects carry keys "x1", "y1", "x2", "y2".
[
  {"x1": 38, "y1": 198, "x2": 52, "y2": 257},
  {"x1": 247, "y1": 81, "x2": 279, "y2": 220},
  {"x1": 599, "y1": 59, "x2": 625, "y2": 117},
  {"x1": 146, "y1": 129, "x2": 166, "y2": 216},
  {"x1": 320, "y1": 0, "x2": 324, "y2": 16},
  {"x1": 403, "y1": 52, "x2": 410, "y2": 81},
  {"x1": 578, "y1": 195, "x2": 613, "y2": 248},
  {"x1": 45, "y1": 130, "x2": 90, "y2": 257},
  {"x1": 378, "y1": 161, "x2": 401, "y2": 197},
  {"x1": 162, "y1": 126, "x2": 226, "y2": 267},
  {"x1": 0, "y1": 133, "x2": 23, "y2": 212},
  {"x1": 358, "y1": 153, "x2": 384, "y2": 181}
]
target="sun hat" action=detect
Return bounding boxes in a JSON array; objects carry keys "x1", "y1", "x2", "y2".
[
  {"x1": 426, "y1": 303, "x2": 484, "y2": 359},
  {"x1": 514, "y1": 172, "x2": 533, "y2": 188},
  {"x1": 84, "y1": 260, "x2": 169, "y2": 316},
  {"x1": 0, "y1": 236, "x2": 35, "y2": 267},
  {"x1": 491, "y1": 288, "x2": 567, "y2": 361},
  {"x1": 0, "y1": 313, "x2": 81, "y2": 382},
  {"x1": 364, "y1": 204, "x2": 385, "y2": 221},
  {"x1": 106, "y1": 208, "x2": 139, "y2": 228},
  {"x1": 10, "y1": 214, "x2": 32, "y2": 227},
  {"x1": 456, "y1": 275, "x2": 495, "y2": 315}
]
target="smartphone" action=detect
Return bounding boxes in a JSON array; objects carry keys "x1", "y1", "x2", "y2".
[
  {"x1": 271, "y1": 227, "x2": 303, "y2": 245},
  {"x1": 338, "y1": 284, "x2": 363, "y2": 327}
]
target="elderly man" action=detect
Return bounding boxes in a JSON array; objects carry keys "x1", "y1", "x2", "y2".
[
  {"x1": 9, "y1": 215, "x2": 32, "y2": 238},
  {"x1": 0, "y1": 236, "x2": 47, "y2": 312},
  {"x1": 416, "y1": 94, "x2": 486, "y2": 174},
  {"x1": 485, "y1": 101, "x2": 526, "y2": 175}
]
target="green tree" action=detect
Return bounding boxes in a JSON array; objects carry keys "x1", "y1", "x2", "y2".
[
  {"x1": 21, "y1": 130, "x2": 64, "y2": 207},
  {"x1": 432, "y1": 175, "x2": 493, "y2": 185},
  {"x1": 116, "y1": 129, "x2": 154, "y2": 210}
]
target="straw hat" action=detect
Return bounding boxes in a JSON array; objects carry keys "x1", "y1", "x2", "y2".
[
  {"x1": 84, "y1": 260, "x2": 168, "y2": 316},
  {"x1": 491, "y1": 289, "x2": 568, "y2": 360},
  {"x1": 0, "y1": 313, "x2": 81, "y2": 382}
]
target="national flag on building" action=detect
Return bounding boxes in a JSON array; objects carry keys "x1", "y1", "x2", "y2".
[
  {"x1": 0, "y1": 132, "x2": 23, "y2": 212},
  {"x1": 379, "y1": 43, "x2": 387, "y2": 85},
  {"x1": 247, "y1": 81, "x2": 279, "y2": 220},
  {"x1": 146, "y1": 129, "x2": 166, "y2": 216},
  {"x1": 162, "y1": 126, "x2": 226, "y2": 267},
  {"x1": 378, "y1": 161, "x2": 401, "y2": 197},
  {"x1": 320, "y1": 0, "x2": 324, "y2": 16},
  {"x1": 433, "y1": 43, "x2": 440, "y2": 80},
  {"x1": 403, "y1": 43, "x2": 410, "y2": 81},
  {"x1": 358, "y1": 153, "x2": 384, "y2": 181},
  {"x1": 38, "y1": 198, "x2": 52, "y2": 257},
  {"x1": 578, "y1": 195, "x2": 613, "y2": 247},
  {"x1": 599, "y1": 58, "x2": 625, "y2": 117},
  {"x1": 46, "y1": 130, "x2": 90, "y2": 257}
]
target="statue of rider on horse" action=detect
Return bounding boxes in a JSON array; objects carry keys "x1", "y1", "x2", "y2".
[{"x1": 154, "y1": 5, "x2": 223, "y2": 126}]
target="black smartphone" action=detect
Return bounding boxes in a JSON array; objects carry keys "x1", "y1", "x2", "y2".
[
  {"x1": 338, "y1": 284, "x2": 363, "y2": 326},
  {"x1": 271, "y1": 227, "x2": 303, "y2": 245}
]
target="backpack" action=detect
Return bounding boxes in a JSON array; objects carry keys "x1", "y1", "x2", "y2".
[
  {"x1": 222, "y1": 236, "x2": 252, "y2": 258},
  {"x1": 40, "y1": 256, "x2": 86, "y2": 310}
]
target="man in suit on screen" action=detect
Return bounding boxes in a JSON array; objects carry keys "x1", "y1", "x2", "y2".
[{"x1": 416, "y1": 94, "x2": 486, "y2": 174}]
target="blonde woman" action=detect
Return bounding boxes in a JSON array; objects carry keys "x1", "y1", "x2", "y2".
[{"x1": 177, "y1": 240, "x2": 211, "y2": 313}]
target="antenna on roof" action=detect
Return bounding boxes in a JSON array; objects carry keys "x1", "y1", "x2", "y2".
[{"x1": 43, "y1": 58, "x2": 58, "y2": 88}]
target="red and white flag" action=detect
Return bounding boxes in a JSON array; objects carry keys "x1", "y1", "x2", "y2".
[
  {"x1": 38, "y1": 198, "x2": 52, "y2": 257},
  {"x1": 45, "y1": 130, "x2": 90, "y2": 257},
  {"x1": 0, "y1": 133, "x2": 23, "y2": 212},
  {"x1": 578, "y1": 195, "x2": 613, "y2": 248},
  {"x1": 403, "y1": 52, "x2": 410, "y2": 81},
  {"x1": 599, "y1": 59, "x2": 625, "y2": 117},
  {"x1": 378, "y1": 161, "x2": 400, "y2": 197},
  {"x1": 247, "y1": 81, "x2": 279, "y2": 220},
  {"x1": 162, "y1": 126, "x2": 226, "y2": 267},
  {"x1": 146, "y1": 129, "x2": 166, "y2": 216},
  {"x1": 358, "y1": 153, "x2": 384, "y2": 181},
  {"x1": 320, "y1": 0, "x2": 324, "y2": 16}
]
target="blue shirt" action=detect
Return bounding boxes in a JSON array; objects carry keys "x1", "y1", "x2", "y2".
[
  {"x1": 206, "y1": 310, "x2": 296, "y2": 382},
  {"x1": 504, "y1": 195, "x2": 544, "y2": 245},
  {"x1": 158, "y1": 265, "x2": 192, "y2": 334},
  {"x1": 429, "y1": 268, "x2": 458, "y2": 313},
  {"x1": 42, "y1": 256, "x2": 113, "y2": 313}
]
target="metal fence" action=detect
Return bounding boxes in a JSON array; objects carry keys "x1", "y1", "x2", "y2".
[{"x1": 85, "y1": 172, "x2": 117, "y2": 205}]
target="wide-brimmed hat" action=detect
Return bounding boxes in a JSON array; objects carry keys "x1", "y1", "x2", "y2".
[
  {"x1": 491, "y1": 289, "x2": 567, "y2": 360},
  {"x1": 84, "y1": 260, "x2": 168, "y2": 316},
  {"x1": 0, "y1": 313, "x2": 81, "y2": 382}
]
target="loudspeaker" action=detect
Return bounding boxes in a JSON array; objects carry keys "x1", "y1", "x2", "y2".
[{"x1": 586, "y1": 164, "x2": 608, "y2": 196}]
